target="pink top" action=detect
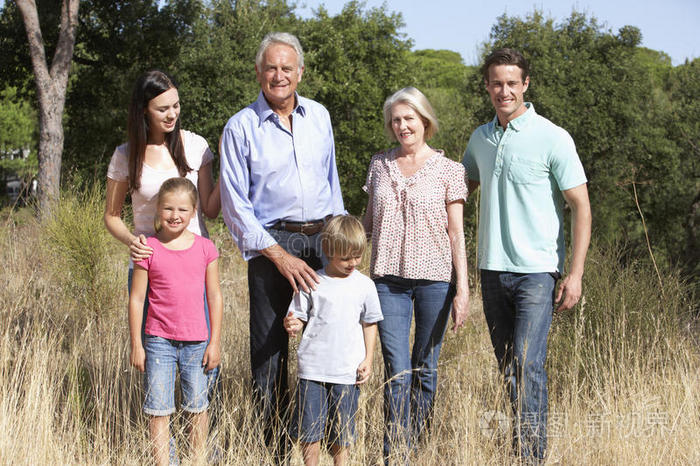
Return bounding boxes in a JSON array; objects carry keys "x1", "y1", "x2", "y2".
[
  {"x1": 136, "y1": 235, "x2": 219, "y2": 341},
  {"x1": 107, "y1": 130, "x2": 214, "y2": 238},
  {"x1": 363, "y1": 149, "x2": 467, "y2": 282}
]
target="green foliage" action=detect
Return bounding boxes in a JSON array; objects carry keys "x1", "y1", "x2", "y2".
[
  {"x1": 42, "y1": 183, "x2": 123, "y2": 328},
  {"x1": 0, "y1": 87, "x2": 37, "y2": 206},
  {"x1": 408, "y1": 49, "x2": 467, "y2": 89},
  {"x1": 665, "y1": 58, "x2": 700, "y2": 280},
  {"x1": 299, "y1": 1, "x2": 412, "y2": 213},
  {"x1": 0, "y1": 86, "x2": 37, "y2": 179},
  {"x1": 0, "y1": 0, "x2": 60, "y2": 93}
]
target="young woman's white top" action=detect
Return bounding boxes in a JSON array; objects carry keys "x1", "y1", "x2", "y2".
[{"x1": 107, "y1": 130, "x2": 214, "y2": 238}]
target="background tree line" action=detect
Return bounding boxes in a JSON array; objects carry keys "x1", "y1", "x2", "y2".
[{"x1": 1, "y1": 0, "x2": 698, "y2": 288}]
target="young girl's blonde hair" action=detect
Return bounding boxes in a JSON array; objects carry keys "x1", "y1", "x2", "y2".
[
  {"x1": 153, "y1": 177, "x2": 198, "y2": 233},
  {"x1": 320, "y1": 215, "x2": 366, "y2": 258}
]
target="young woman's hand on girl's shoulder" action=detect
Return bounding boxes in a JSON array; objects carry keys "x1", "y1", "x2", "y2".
[
  {"x1": 202, "y1": 341, "x2": 221, "y2": 372},
  {"x1": 129, "y1": 234, "x2": 153, "y2": 261}
]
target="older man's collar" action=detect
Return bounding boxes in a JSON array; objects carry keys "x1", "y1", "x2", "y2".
[{"x1": 254, "y1": 92, "x2": 307, "y2": 126}]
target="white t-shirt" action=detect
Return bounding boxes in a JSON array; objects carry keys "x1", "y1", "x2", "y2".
[
  {"x1": 107, "y1": 130, "x2": 214, "y2": 238},
  {"x1": 288, "y1": 269, "x2": 383, "y2": 385}
]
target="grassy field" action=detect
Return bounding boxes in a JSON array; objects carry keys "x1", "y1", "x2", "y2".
[{"x1": 0, "y1": 189, "x2": 698, "y2": 465}]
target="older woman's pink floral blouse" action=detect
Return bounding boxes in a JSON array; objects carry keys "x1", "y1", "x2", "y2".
[{"x1": 363, "y1": 149, "x2": 467, "y2": 282}]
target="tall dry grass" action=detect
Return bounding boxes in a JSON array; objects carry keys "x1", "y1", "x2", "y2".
[{"x1": 0, "y1": 187, "x2": 698, "y2": 465}]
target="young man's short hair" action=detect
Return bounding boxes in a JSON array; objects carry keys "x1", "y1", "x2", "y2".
[{"x1": 481, "y1": 48, "x2": 530, "y2": 83}]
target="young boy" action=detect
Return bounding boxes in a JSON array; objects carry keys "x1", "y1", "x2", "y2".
[{"x1": 283, "y1": 215, "x2": 382, "y2": 466}]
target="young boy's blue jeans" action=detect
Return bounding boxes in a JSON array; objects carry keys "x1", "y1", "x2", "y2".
[
  {"x1": 291, "y1": 379, "x2": 359, "y2": 447},
  {"x1": 374, "y1": 275, "x2": 453, "y2": 464},
  {"x1": 480, "y1": 270, "x2": 556, "y2": 461}
]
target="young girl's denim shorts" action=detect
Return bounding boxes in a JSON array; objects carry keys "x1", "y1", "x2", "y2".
[
  {"x1": 143, "y1": 335, "x2": 209, "y2": 416},
  {"x1": 291, "y1": 378, "x2": 359, "y2": 447}
]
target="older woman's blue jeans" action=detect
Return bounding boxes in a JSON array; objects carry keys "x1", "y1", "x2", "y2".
[{"x1": 374, "y1": 275, "x2": 453, "y2": 464}]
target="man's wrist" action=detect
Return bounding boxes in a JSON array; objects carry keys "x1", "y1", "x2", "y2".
[{"x1": 261, "y1": 243, "x2": 287, "y2": 264}]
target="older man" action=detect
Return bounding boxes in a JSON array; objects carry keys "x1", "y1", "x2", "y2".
[
  {"x1": 463, "y1": 48, "x2": 592, "y2": 461},
  {"x1": 220, "y1": 32, "x2": 345, "y2": 458}
]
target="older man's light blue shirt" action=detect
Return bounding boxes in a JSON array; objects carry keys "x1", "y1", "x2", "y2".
[
  {"x1": 463, "y1": 103, "x2": 587, "y2": 273},
  {"x1": 220, "y1": 92, "x2": 345, "y2": 260}
]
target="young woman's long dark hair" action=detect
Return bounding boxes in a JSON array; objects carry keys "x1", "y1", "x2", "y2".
[{"x1": 126, "y1": 70, "x2": 191, "y2": 192}]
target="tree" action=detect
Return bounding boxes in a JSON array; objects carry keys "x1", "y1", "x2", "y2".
[
  {"x1": 0, "y1": 86, "x2": 38, "y2": 197},
  {"x1": 16, "y1": 0, "x2": 79, "y2": 215},
  {"x1": 63, "y1": 0, "x2": 201, "y2": 182},
  {"x1": 666, "y1": 58, "x2": 700, "y2": 278},
  {"x1": 300, "y1": 1, "x2": 412, "y2": 213}
]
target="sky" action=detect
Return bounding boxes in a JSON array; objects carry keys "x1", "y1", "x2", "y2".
[
  {"x1": 3, "y1": 0, "x2": 695, "y2": 66},
  {"x1": 296, "y1": 0, "x2": 699, "y2": 66}
]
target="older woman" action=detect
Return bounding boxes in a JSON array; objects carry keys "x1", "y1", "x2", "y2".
[{"x1": 363, "y1": 87, "x2": 469, "y2": 462}]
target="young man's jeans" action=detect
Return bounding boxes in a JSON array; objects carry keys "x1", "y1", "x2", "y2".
[
  {"x1": 247, "y1": 229, "x2": 324, "y2": 462},
  {"x1": 374, "y1": 275, "x2": 453, "y2": 464},
  {"x1": 480, "y1": 270, "x2": 556, "y2": 460}
]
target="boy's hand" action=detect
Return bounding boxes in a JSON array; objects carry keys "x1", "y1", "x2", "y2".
[
  {"x1": 130, "y1": 345, "x2": 146, "y2": 372},
  {"x1": 356, "y1": 358, "x2": 372, "y2": 385},
  {"x1": 202, "y1": 341, "x2": 221, "y2": 372},
  {"x1": 284, "y1": 311, "x2": 304, "y2": 337}
]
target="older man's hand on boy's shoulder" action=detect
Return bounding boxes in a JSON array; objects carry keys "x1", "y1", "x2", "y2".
[
  {"x1": 284, "y1": 311, "x2": 304, "y2": 337},
  {"x1": 356, "y1": 358, "x2": 372, "y2": 385}
]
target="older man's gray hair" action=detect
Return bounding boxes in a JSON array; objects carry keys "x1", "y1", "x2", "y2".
[{"x1": 255, "y1": 32, "x2": 305, "y2": 70}]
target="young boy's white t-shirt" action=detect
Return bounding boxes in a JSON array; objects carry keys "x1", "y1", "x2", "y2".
[{"x1": 288, "y1": 269, "x2": 383, "y2": 385}]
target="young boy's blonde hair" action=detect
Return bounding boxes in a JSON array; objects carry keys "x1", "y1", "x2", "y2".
[{"x1": 320, "y1": 215, "x2": 366, "y2": 258}]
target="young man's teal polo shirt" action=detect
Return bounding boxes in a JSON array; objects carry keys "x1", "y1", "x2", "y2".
[{"x1": 462, "y1": 103, "x2": 587, "y2": 274}]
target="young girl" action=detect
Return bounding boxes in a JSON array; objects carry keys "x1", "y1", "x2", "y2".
[
  {"x1": 283, "y1": 215, "x2": 382, "y2": 466},
  {"x1": 129, "y1": 177, "x2": 223, "y2": 465}
]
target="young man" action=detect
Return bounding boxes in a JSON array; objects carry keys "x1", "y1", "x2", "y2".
[{"x1": 463, "y1": 48, "x2": 592, "y2": 461}]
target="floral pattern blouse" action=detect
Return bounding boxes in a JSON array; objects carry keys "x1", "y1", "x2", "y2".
[{"x1": 363, "y1": 148, "x2": 467, "y2": 282}]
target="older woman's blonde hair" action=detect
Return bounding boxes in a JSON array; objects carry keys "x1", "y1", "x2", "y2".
[
  {"x1": 382, "y1": 87, "x2": 439, "y2": 142},
  {"x1": 320, "y1": 215, "x2": 366, "y2": 259}
]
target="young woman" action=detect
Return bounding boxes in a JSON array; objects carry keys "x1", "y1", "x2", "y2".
[
  {"x1": 104, "y1": 70, "x2": 219, "y2": 259},
  {"x1": 104, "y1": 70, "x2": 221, "y2": 462}
]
